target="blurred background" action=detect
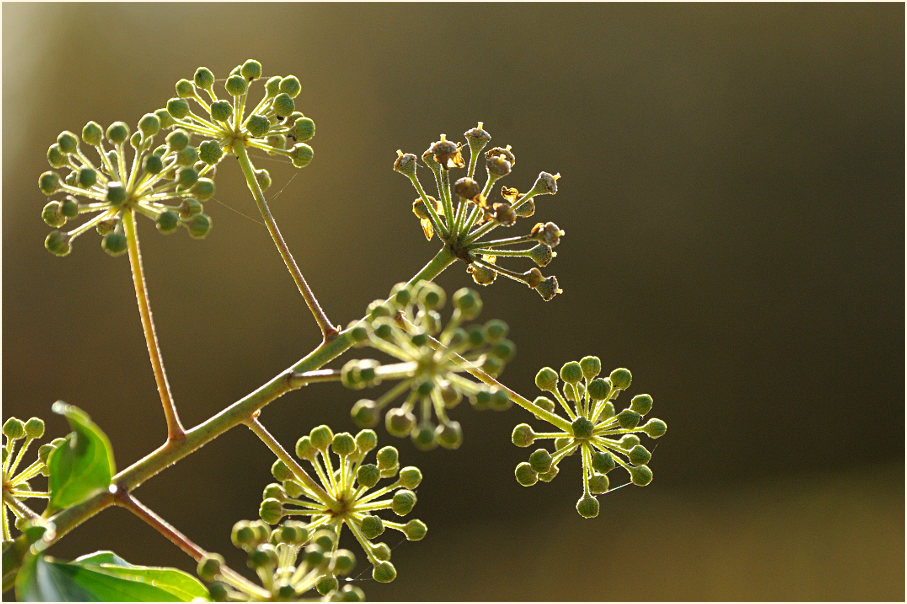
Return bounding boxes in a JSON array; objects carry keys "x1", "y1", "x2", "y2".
[{"x1": 3, "y1": 3, "x2": 903, "y2": 600}]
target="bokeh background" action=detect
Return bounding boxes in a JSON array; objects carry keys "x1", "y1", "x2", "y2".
[{"x1": 3, "y1": 3, "x2": 904, "y2": 600}]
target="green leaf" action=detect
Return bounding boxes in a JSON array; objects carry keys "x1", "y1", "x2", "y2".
[
  {"x1": 16, "y1": 550, "x2": 209, "y2": 601},
  {"x1": 47, "y1": 402, "x2": 115, "y2": 513}
]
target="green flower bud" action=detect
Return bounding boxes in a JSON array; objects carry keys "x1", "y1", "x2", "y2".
[
  {"x1": 138, "y1": 113, "x2": 161, "y2": 138},
  {"x1": 246, "y1": 114, "x2": 270, "y2": 138},
  {"x1": 303, "y1": 544, "x2": 327, "y2": 568},
  {"x1": 291, "y1": 143, "x2": 314, "y2": 168},
  {"x1": 38, "y1": 171, "x2": 61, "y2": 195},
  {"x1": 272, "y1": 92, "x2": 295, "y2": 117},
  {"x1": 375, "y1": 446, "x2": 398, "y2": 470},
  {"x1": 538, "y1": 465, "x2": 559, "y2": 482},
  {"x1": 641, "y1": 418, "x2": 667, "y2": 439},
  {"x1": 3, "y1": 418, "x2": 25, "y2": 440},
  {"x1": 411, "y1": 424, "x2": 437, "y2": 451},
  {"x1": 292, "y1": 117, "x2": 315, "y2": 142},
  {"x1": 24, "y1": 417, "x2": 45, "y2": 439},
  {"x1": 240, "y1": 59, "x2": 262, "y2": 81},
  {"x1": 57, "y1": 196, "x2": 78, "y2": 218},
  {"x1": 491, "y1": 339, "x2": 516, "y2": 362},
  {"x1": 535, "y1": 367, "x2": 558, "y2": 391},
  {"x1": 417, "y1": 281, "x2": 445, "y2": 310},
  {"x1": 435, "y1": 421, "x2": 463, "y2": 449},
  {"x1": 351, "y1": 399, "x2": 379, "y2": 427},
  {"x1": 333, "y1": 548, "x2": 357, "y2": 575},
  {"x1": 129, "y1": 131, "x2": 143, "y2": 149},
  {"x1": 105, "y1": 181, "x2": 126, "y2": 205},
  {"x1": 355, "y1": 429, "x2": 378, "y2": 452},
  {"x1": 617, "y1": 409, "x2": 641, "y2": 429},
  {"x1": 209, "y1": 100, "x2": 232, "y2": 122},
  {"x1": 57, "y1": 130, "x2": 79, "y2": 154},
  {"x1": 609, "y1": 368, "x2": 632, "y2": 390},
  {"x1": 197, "y1": 553, "x2": 223, "y2": 582},
  {"x1": 155, "y1": 108, "x2": 175, "y2": 129},
  {"x1": 248, "y1": 544, "x2": 279, "y2": 570},
  {"x1": 531, "y1": 396, "x2": 555, "y2": 414},
  {"x1": 560, "y1": 361, "x2": 583, "y2": 384},
  {"x1": 489, "y1": 388, "x2": 511, "y2": 411},
  {"x1": 371, "y1": 542, "x2": 391, "y2": 561},
  {"x1": 391, "y1": 489, "x2": 417, "y2": 516},
  {"x1": 372, "y1": 560, "x2": 396, "y2": 583},
  {"x1": 106, "y1": 122, "x2": 129, "y2": 144},
  {"x1": 198, "y1": 140, "x2": 222, "y2": 166},
  {"x1": 576, "y1": 495, "x2": 599, "y2": 519},
  {"x1": 140, "y1": 153, "x2": 163, "y2": 175},
  {"x1": 207, "y1": 581, "x2": 228, "y2": 602},
  {"x1": 255, "y1": 168, "x2": 271, "y2": 191},
  {"x1": 332, "y1": 432, "x2": 356, "y2": 457},
  {"x1": 231, "y1": 521, "x2": 255, "y2": 548},
  {"x1": 156, "y1": 210, "x2": 179, "y2": 233},
  {"x1": 580, "y1": 356, "x2": 602, "y2": 380},
  {"x1": 175, "y1": 78, "x2": 195, "y2": 98},
  {"x1": 630, "y1": 394, "x2": 653, "y2": 416},
  {"x1": 42, "y1": 202, "x2": 65, "y2": 227},
  {"x1": 599, "y1": 401, "x2": 616, "y2": 419},
  {"x1": 259, "y1": 498, "x2": 284, "y2": 524},
  {"x1": 265, "y1": 76, "x2": 281, "y2": 97},
  {"x1": 528, "y1": 448, "x2": 553, "y2": 473},
  {"x1": 359, "y1": 515, "x2": 384, "y2": 539},
  {"x1": 271, "y1": 460, "x2": 294, "y2": 482},
  {"x1": 385, "y1": 408, "x2": 416, "y2": 438},
  {"x1": 309, "y1": 425, "x2": 334, "y2": 451},
  {"x1": 166, "y1": 129, "x2": 189, "y2": 152},
  {"x1": 554, "y1": 437, "x2": 573, "y2": 451},
  {"x1": 279, "y1": 75, "x2": 301, "y2": 97},
  {"x1": 175, "y1": 146, "x2": 198, "y2": 167},
  {"x1": 178, "y1": 167, "x2": 199, "y2": 187},
  {"x1": 82, "y1": 121, "x2": 103, "y2": 146},
  {"x1": 262, "y1": 483, "x2": 285, "y2": 501},
  {"x1": 356, "y1": 463, "x2": 381, "y2": 488},
  {"x1": 225, "y1": 74, "x2": 248, "y2": 96},
  {"x1": 515, "y1": 462, "x2": 538, "y2": 487},
  {"x1": 511, "y1": 423, "x2": 535, "y2": 447},
  {"x1": 194, "y1": 67, "x2": 215, "y2": 90},
  {"x1": 179, "y1": 197, "x2": 202, "y2": 218},
  {"x1": 587, "y1": 378, "x2": 611, "y2": 401},
  {"x1": 483, "y1": 319, "x2": 508, "y2": 342},
  {"x1": 629, "y1": 464, "x2": 653, "y2": 486},
  {"x1": 102, "y1": 231, "x2": 127, "y2": 256},
  {"x1": 45, "y1": 230, "x2": 71, "y2": 256},
  {"x1": 187, "y1": 214, "x2": 211, "y2": 238},
  {"x1": 393, "y1": 467, "x2": 421, "y2": 491},
  {"x1": 589, "y1": 473, "x2": 610, "y2": 494},
  {"x1": 295, "y1": 435, "x2": 316, "y2": 460},
  {"x1": 283, "y1": 479, "x2": 304, "y2": 498},
  {"x1": 47, "y1": 144, "x2": 66, "y2": 168},
  {"x1": 628, "y1": 444, "x2": 652, "y2": 466},
  {"x1": 403, "y1": 518, "x2": 427, "y2": 541},
  {"x1": 619, "y1": 434, "x2": 640, "y2": 450},
  {"x1": 571, "y1": 417, "x2": 594, "y2": 439},
  {"x1": 191, "y1": 178, "x2": 215, "y2": 201},
  {"x1": 315, "y1": 576, "x2": 338, "y2": 596}
]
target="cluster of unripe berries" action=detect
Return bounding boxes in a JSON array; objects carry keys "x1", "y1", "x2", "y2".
[
  {"x1": 163, "y1": 59, "x2": 315, "y2": 169},
  {"x1": 258, "y1": 425, "x2": 425, "y2": 583},
  {"x1": 198, "y1": 520, "x2": 363, "y2": 601},
  {"x1": 342, "y1": 281, "x2": 514, "y2": 450},
  {"x1": 510, "y1": 357, "x2": 667, "y2": 518},
  {"x1": 39, "y1": 118, "x2": 215, "y2": 256},
  {"x1": 394, "y1": 124, "x2": 564, "y2": 301},
  {"x1": 2, "y1": 417, "x2": 63, "y2": 540}
]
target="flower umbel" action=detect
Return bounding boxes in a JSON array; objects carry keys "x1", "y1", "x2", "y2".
[
  {"x1": 395, "y1": 124, "x2": 564, "y2": 300},
  {"x1": 2, "y1": 417, "x2": 60, "y2": 540},
  {"x1": 199, "y1": 521, "x2": 363, "y2": 602},
  {"x1": 511, "y1": 357, "x2": 667, "y2": 518},
  {"x1": 39, "y1": 117, "x2": 215, "y2": 256},
  {"x1": 161, "y1": 60, "x2": 315, "y2": 176},
  {"x1": 344, "y1": 281, "x2": 515, "y2": 450},
  {"x1": 258, "y1": 427, "x2": 426, "y2": 583}
]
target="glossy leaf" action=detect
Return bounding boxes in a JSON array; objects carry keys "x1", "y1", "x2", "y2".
[
  {"x1": 47, "y1": 402, "x2": 115, "y2": 512},
  {"x1": 16, "y1": 550, "x2": 209, "y2": 601}
]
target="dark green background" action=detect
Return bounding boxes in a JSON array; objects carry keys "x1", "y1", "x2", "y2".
[{"x1": 3, "y1": 3, "x2": 903, "y2": 600}]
